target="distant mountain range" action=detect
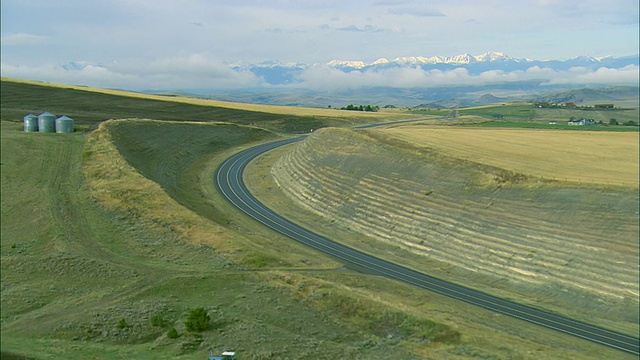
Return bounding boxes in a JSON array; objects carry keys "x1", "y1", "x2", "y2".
[
  {"x1": 233, "y1": 52, "x2": 639, "y2": 85},
  {"x1": 57, "y1": 51, "x2": 638, "y2": 108}
]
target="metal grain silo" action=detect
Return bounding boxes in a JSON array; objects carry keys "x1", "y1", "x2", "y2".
[
  {"x1": 23, "y1": 113, "x2": 39, "y2": 132},
  {"x1": 55, "y1": 115, "x2": 74, "y2": 133},
  {"x1": 38, "y1": 112, "x2": 56, "y2": 133}
]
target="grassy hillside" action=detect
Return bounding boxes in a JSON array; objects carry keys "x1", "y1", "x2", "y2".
[
  {"x1": 0, "y1": 78, "x2": 380, "y2": 133},
  {"x1": 262, "y1": 127, "x2": 639, "y2": 336},
  {"x1": 410, "y1": 103, "x2": 639, "y2": 127},
  {"x1": 3, "y1": 119, "x2": 463, "y2": 359},
  {"x1": 2, "y1": 79, "x2": 637, "y2": 359},
  {"x1": 532, "y1": 86, "x2": 640, "y2": 108}
]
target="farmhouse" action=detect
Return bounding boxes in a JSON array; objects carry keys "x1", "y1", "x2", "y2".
[{"x1": 568, "y1": 118, "x2": 595, "y2": 126}]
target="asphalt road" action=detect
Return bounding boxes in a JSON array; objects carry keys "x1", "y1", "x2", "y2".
[{"x1": 215, "y1": 135, "x2": 639, "y2": 356}]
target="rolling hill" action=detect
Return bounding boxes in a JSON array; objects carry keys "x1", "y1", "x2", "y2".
[{"x1": 1, "y1": 78, "x2": 637, "y2": 359}]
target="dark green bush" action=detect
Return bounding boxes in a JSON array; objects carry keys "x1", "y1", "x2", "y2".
[
  {"x1": 166, "y1": 327, "x2": 179, "y2": 339},
  {"x1": 116, "y1": 318, "x2": 129, "y2": 330},
  {"x1": 184, "y1": 307, "x2": 211, "y2": 332}
]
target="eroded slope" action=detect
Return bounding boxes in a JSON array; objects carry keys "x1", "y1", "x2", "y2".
[{"x1": 271, "y1": 127, "x2": 639, "y2": 334}]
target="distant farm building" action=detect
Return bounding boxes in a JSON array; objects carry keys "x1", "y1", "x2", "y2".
[
  {"x1": 549, "y1": 120, "x2": 557, "y2": 125},
  {"x1": 565, "y1": 102, "x2": 576, "y2": 108},
  {"x1": 568, "y1": 118, "x2": 595, "y2": 126}
]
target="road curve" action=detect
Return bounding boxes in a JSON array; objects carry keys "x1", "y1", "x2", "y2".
[{"x1": 215, "y1": 135, "x2": 639, "y2": 356}]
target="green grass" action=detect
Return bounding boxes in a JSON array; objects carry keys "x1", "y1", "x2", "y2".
[
  {"x1": 0, "y1": 80, "x2": 361, "y2": 134},
  {"x1": 410, "y1": 103, "x2": 640, "y2": 128},
  {"x1": 0, "y1": 80, "x2": 464, "y2": 359},
  {"x1": 466, "y1": 120, "x2": 640, "y2": 131},
  {"x1": 459, "y1": 104, "x2": 536, "y2": 119},
  {"x1": 2, "y1": 79, "x2": 637, "y2": 360},
  {"x1": 2, "y1": 119, "x2": 440, "y2": 359},
  {"x1": 408, "y1": 108, "x2": 452, "y2": 116}
]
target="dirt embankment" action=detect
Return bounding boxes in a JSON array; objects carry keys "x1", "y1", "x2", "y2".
[{"x1": 270, "y1": 127, "x2": 639, "y2": 334}]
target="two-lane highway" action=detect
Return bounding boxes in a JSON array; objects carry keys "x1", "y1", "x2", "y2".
[{"x1": 215, "y1": 135, "x2": 639, "y2": 356}]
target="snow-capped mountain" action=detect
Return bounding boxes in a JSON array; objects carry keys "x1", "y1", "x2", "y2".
[
  {"x1": 228, "y1": 51, "x2": 638, "y2": 86},
  {"x1": 326, "y1": 52, "x2": 521, "y2": 69},
  {"x1": 326, "y1": 60, "x2": 367, "y2": 69},
  {"x1": 474, "y1": 51, "x2": 515, "y2": 62}
]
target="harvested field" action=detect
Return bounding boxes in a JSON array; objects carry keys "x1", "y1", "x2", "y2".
[
  {"x1": 268, "y1": 127, "x2": 639, "y2": 335},
  {"x1": 379, "y1": 127, "x2": 639, "y2": 188}
]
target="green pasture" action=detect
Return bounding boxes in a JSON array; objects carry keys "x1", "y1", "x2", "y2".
[
  {"x1": 0, "y1": 80, "x2": 358, "y2": 133},
  {"x1": 1, "y1": 79, "x2": 636, "y2": 360},
  {"x1": 411, "y1": 103, "x2": 639, "y2": 128}
]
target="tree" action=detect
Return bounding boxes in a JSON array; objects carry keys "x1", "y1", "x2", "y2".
[
  {"x1": 609, "y1": 118, "x2": 619, "y2": 125},
  {"x1": 184, "y1": 307, "x2": 211, "y2": 332}
]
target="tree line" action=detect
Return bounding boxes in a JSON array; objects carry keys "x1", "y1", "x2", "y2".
[{"x1": 339, "y1": 104, "x2": 380, "y2": 112}]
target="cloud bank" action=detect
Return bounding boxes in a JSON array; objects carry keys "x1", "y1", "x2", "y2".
[
  {"x1": 296, "y1": 64, "x2": 640, "y2": 90},
  {"x1": 1, "y1": 55, "x2": 263, "y2": 90},
  {"x1": 2, "y1": 57, "x2": 638, "y2": 91}
]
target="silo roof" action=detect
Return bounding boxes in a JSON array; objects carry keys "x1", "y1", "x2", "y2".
[
  {"x1": 39, "y1": 111, "x2": 55, "y2": 117},
  {"x1": 56, "y1": 115, "x2": 73, "y2": 120}
]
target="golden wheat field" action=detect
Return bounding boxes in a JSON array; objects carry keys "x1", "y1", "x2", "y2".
[{"x1": 379, "y1": 126, "x2": 639, "y2": 188}]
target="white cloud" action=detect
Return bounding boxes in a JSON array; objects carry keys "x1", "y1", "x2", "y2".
[
  {"x1": 543, "y1": 65, "x2": 640, "y2": 85},
  {"x1": 294, "y1": 64, "x2": 640, "y2": 90},
  {"x1": 336, "y1": 24, "x2": 384, "y2": 32},
  {"x1": 0, "y1": 54, "x2": 263, "y2": 90},
  {"x1": 1, "y1": 33, "x2": 48, "y2": 45},
  {"x1": 2, "y1": 53, "x2": 638, "y2": 91},
  {"x1": 387, "y1": 7, "x2": 446, "y2": 17}
]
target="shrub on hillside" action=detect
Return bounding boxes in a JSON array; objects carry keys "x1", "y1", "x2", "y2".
[
  {"x1": 166, "y1": 327, "x2": 180, "y2": 339},
  {"x1": 116, "y1": 318, "x2": 129, "y2": 330},
  {"x1": 184, "y1": 307, "x2": 211, "y2": 332}
]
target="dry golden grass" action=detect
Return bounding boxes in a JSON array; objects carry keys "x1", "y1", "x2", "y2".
[
  {"x1": 379, "y1": 126, "x2": 639, "y2": 188},
  {"x1": 83, "y1": 119, "x2": 238, "y2": 254},
  {"x1": 2, "y1": 77, "x2": 397, "y2": 119}
]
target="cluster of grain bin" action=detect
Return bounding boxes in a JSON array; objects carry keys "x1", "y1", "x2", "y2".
[{"x1": 23, "y1": 112, "x2": 74, "y2": 133}]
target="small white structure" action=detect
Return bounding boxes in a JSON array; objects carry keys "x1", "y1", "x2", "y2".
[
  {"x1": 568, "y1": 118, "x2": 594, "y2": 126},
  {"x1": 209, "y1": 350, "x2": 235, "y2": 360}
]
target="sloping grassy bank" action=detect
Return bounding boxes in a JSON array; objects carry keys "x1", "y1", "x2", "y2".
[
  {"x1": 265, "y1": 127, "x2": 639, "y2": 336},
  {"x1": 1, "y1": 118, "x2": 464, "y2": 359}
]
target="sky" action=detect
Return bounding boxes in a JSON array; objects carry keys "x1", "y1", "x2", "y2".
[{"x1": 1, "y1": 0, "x2": 639, "y2": 90}]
